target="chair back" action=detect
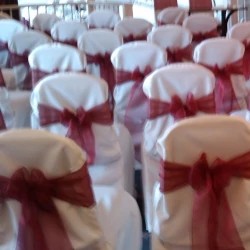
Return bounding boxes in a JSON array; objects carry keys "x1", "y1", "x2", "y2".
[
  {"x1": 8, "y1": 30, "x2": 52, "y2": 90},
  {"x1": 0, "y1": 12, "x2": 11, "y2": 19},
  {"x1": 30, "y1": 72, "x2": 124, "y2": 186},
  {"x1": 28, "y1": 43, "x2": 86, "y2": 88}
]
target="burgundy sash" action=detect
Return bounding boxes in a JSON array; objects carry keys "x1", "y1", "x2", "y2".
[
  {"x1": 166, "y1": 44, "x2": 193, "y2": 63},
  {"x1": 160, "y1": 152, "x2": 250, "y2": 250},
  {"x1": 154, "y1": 0, "x2": 177, "y2": 10},
  {"x1": 53, "y1": 39, "x2": 78, "y2": 47},
  {"x1": 0, "y1": 70, "x2": 6, "y2": 87},
  {"x1": 189, "y1": 0, "x2": 212, "y2": 11},
  {"x1": 200, "y1": 59, "x2": 244, "y2": 114},
  {"x1": 9, "y1": 50, "x2": 32, "y2": 90},
  {"x1": 32, "y1": 68, "x2": 86, "y2": 89},
  {"x1": 89, "y1": 25, "x2": 114, "y2": 30},
  {"x1": 115, "y1": 65, "x2": 152, "y2": 134},
  {"x1": 148, "y1": 92, "x2": 215, "y2": 120},
  {"x1": 0, "y1": 165, "x2": 95, "y2": 250},
  {"x1": 38, "y1": 101, "x2": 112, "y2": 165},
  {"x1": 0, "y1": 109, "x2": 6, "y2": 130},
  {"x1": 242, "y1": 40, "x2": 250, "y2": 80},
  {"x1": 192, "y1": 28, "x2": 217, "y2": 43},
  {"x1": 0, "y1": 40, "x2": 11, "y2": 68},
  {"x1": 123, "y1": 33, "x2": 148, "y2": 43}
]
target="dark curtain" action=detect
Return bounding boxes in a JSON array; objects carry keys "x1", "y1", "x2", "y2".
[{"x1": 1, "y1": 0, "x2": 20, "y2": 21}]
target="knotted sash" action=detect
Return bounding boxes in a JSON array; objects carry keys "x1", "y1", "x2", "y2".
[
  {"x1": 9, "y1": 50, "x2": 32, "y2": 90},
  {"x1": 38, "y1": 101, "x2": 112, "y2": 165},
  {"x1": 166, "y1": 44, "x2": 193, "y2": 63},
  {"x1": 200, "y1": 59, "x2": 244, "y2": 113},
  {"x1": 148, "y1": 92, "x2": 215, "y2": 120},
  {"x1": 86, "y1": 52, "x2": 115, "y2": 106},
  {"x1": 0, "y1": 40, "x2": 11, "y2": 68},
  {"x1": 160, "y1": 152, "x2": 250, "y2": 250},
  {"x1": 192, "y1": 28, "x2": 217, "y2": 43},
  {"x1": 123, "y1": 33, "x2": 148, "y2": 43},
  {"x1": 0, "y1": 165, "x2": 95, "y2": 250}
]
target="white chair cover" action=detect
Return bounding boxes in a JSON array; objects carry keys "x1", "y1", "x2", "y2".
[
  {"x1": 28, "y1": 43, "x2": 86, "y2": 88},
  {"x1": 157, "y1": 7, "x2": 188, "y2": 25},
  {"x1": 8, "y1": 30, "x2": 52, "y2": 89},
  {"x1": 114, "y1": 17, "x2": 152, "y2": 43},
  {"x1": 193, "y1": 37, "x2": 248, "y2": 112},
  {"x1": 147, "y1": 25, "x2": 192, "y2": 63},
  {"x1": 142, "y1": 63, "x2": 216, "y2": 231},
  {"x1": 87, "y1": 10, "x2": 120, "y2": 29},
  {"x1": 33, "y1": 14, "x2": 61, "y2": 36},
  {"x1": 153, "y1": 115, "x2": 250, "y2": 250},
  {"x1": 51, "y1": 20, "x2": 87, "y2": 45},
  {"x1": 230, "y1": 109, "x2": 250, "y2": 122},
  {"x1": 0, "y1": 19, "x2": 27, "y2": 68},
  {"x1": 30, "y1": 72, "x2": 124, "y2": 188},
  {"x1": 111, "y1": 41, "x2": 167, "y2": 165}
]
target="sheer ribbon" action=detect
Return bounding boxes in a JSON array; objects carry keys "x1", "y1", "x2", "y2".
[
  {"x1": 38, "y1": 101, "x2": 112, "y2": 165},
  {"x1": 189, "y1": 0, "x2": 212, "y2": 11},
  {"x1": 9, "y1": 50, "x2": 32, "y2": 90},
  {"x1": 160, "y1": 152, "x2": 250, "y2": 250},
  {"x1": 31, "y1": 68, "x2": 86, "y2": 88},
  {"x1": 192, "y1": 28, "x2": 217, "y2": 43},
  {"x1": 86, "y1": 52, "x2": 115, "y2": 104},
  {"x1": 148, "y1": 92, "x2": 215, "y2": 120},
  {"x1": 0, "y1": 165, "x2": 95, "y2": 250},
  {"x1": 166, "y1": 44, "x2": 193, "y2": 63},
  {"x1": 200, "y1": 59, "x2": 244, "y2": 113},
  {"x1": 123, "y1": 33, "x2": 148, "y2": 43},
  {"x1": 242, "y1": 40, "x2": 250, "y2": 80},
  {"x1": 0, "y1": 109, "x2": 6, "y2": 130},
  {"x1": 0, "y1": 40, "x2": 11, "y2": 68},
  {"x1": 53, "y1": 39, "x2": 77, "y2": 47}
]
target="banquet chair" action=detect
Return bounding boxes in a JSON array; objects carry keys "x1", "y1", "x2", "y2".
[
  {"x1": 33, "y1": 13, "x2": 61, "y2": 37},
  {"x1": 114, "y1": 17, "x2": 152, "y2": 43},
  {"x1": 142, "y1": 63, "x2": 216, "y2": 232},
  {"x1": 0, "y1": 129, "x2": 142, "y2": 250},
  {"x1": 78, "y1": 29, "x2": 135, "y2": 194},
  {"x1": 183, "y1": 13, "x2": 218, "y2": 47},
  {"x1": 87, "y1": 9, "x2": 120, "y2": 29},
  {"x1": 152, "y1": 115, "x2": 250, "y2": 249},
  {"x1": 157, "y1": 7, "x2": 188, "y2": 26},
  {"x1": 28, "y1": 43, "x2": 86, "y2": 88},
  {"x1": 0, "y1": 12, "x2": 11, "y2": 19},
  {"x1": 227, "y1": 22, "x2": 250, "y2": 103},
  {"x1": 147, "y1": 25, "x2": 193, "y2": 63},
  {"x1": 51, "y1": 20, "x2": 87, "y2": 47},
  {"x1": 194, "y1": 37, "x2": 248, "y2": 113},
  {"x1": 30, "y1": 72, "x2": 126, "y2": 189},
  {"x1": 8, "y1": 30, "x2": 52, "y2": 90},
  {"x1": 111, "y1": 41, "x2": 167, "y2": 165}
]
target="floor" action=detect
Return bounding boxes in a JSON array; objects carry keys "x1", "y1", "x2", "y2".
[{"x1": 142, "y1": 232, "x2": 150, "y2": 250}]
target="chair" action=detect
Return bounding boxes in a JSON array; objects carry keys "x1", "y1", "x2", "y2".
[
  {"x1": 0, "y1": 12, "x2": 11, "y2": 19},
  {"x1": 194, "y1": 37, "x2": 248, "y2": 113},
  {"x1": 142, "y1": 63, "x2": 216, "y2": 232},
  {"x1": 157, "y1": 7, "x2": 188, "y2": 26},
  {"x1": 111, "y1": 42, "x2": 167, "y2": 164},
  {"x1": 147, "y1": 25, "x2": 193, "y2": 63},
  {"x1": 152, "y1": 115, "x2": 250, "y2": 249},
  {"x1": 0, "y1": 19, "x2": 27, "y2": 68},
  {"x1": 30, "y1": 72, "x2": 125, "y2": 189},
  {"x1": 87, "y1": 9, "x2": 120, "y2": 29},
  {"x1": 8, "y1": 30, "x2": 52, "y2": 90},
  {"x1": 0, "y1": 129, "x2": 142, "y2": 250},
  {"x1": 51, "y1": 20, "x2": 87, "y2": 47},
  {"x1": 33, "y1": 13, "x2": 61, "y2": 37},
  {"x1": 183, "y1": 13, "x2": 218, "y2": 46},
  {"x1": 114, "y1": 17, "x2": 152, "y2": 43},
  {"x1": 28, "y1": 43, "x2": 86, "y2": 88}
]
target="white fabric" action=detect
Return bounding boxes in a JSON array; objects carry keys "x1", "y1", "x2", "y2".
[
  {"x1": 28, "y1": 43, "x2": 86, "y2": 86},
  {"x1": 147, "y1": 24, "x2": 192, "y2": 52},
  {"x1": 157, "y1": 7, "x2": 188, "y2": 25},
  {"x1": 78, "y1": 29, "x2": 121, "y2": 77},
  {"x1": 142, "y1": 63, "x2": 215, "y2": 231},
  {"x1": 8, "y1": 30, "x2": 52, "y2": 89},
  {"x1": 33, "y1": 13, "x2": 61, "y2": 33},
  {"x1": 230, "y1": 109, "x2": 250, "y2": 122},
  {"x1": 0, "y1": 19, "x2": 27, "y2": 68},
  {"x1": 30, "y1": 72, "x2": 124, "y2": 187},
  {"x1": 1, "y1": 69, "x2": 16, "y2": 90},
  {"x1": 153, "y1": 115, "x2": 250, "y2": 250},
  {"x1": 193, "y1": 37, "x2": 248, "y2": 111},
  {"x1": 114, "y1": 17, "x2": 152, "y2": 43},
  {"x1": 111, "y1": 42, "x2": 167, "y2": 165},
  {"x1": 87, "y1": 10, "x2": 120, "y2": 29},
  {"x1": 51, "y1": 20, "x2": 87, "y2": 42}
]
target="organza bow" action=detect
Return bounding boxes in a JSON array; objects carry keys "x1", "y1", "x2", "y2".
[
  {"x1": 192, "y1": 28, "x2": 217, "y2": 43},
  {"x1": 166, "y1": 45, "x2": 193, "y2": 63}
]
